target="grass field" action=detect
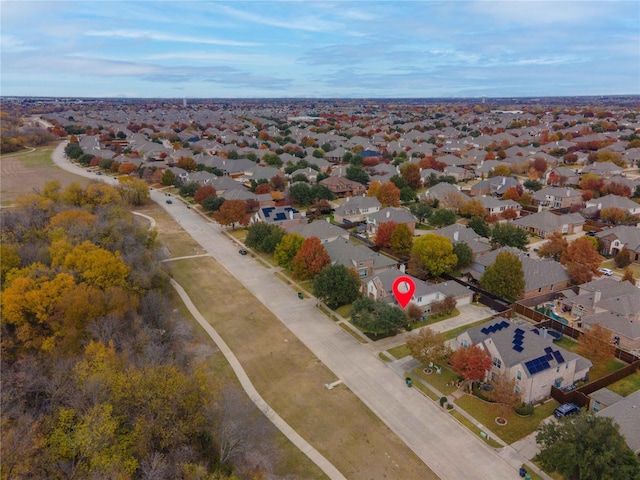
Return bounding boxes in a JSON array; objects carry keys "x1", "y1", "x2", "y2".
[
  {"x1": 607, "y1": 371, "x2": 640, "y2": 397},
  {"x1": 0, "y1": 144, "x2": 90, "y2": 205},
  {"x1": 167, "y1": 256, "x2": 436, "y2": 480}
]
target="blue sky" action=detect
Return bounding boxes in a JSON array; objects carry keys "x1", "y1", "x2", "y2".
[{"x1": 1, "y1": 1, "x2": 638, "y2": 98}]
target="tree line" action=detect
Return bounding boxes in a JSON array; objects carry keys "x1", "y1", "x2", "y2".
[{"x1": 1, "y1": 181, "x2": 278, "y2": 479}]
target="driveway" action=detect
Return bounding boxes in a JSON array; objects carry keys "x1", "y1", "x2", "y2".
[{"x1": 51, "y1": 141, "x2": 522, "y2": 479}]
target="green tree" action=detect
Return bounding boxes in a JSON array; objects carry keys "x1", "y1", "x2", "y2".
[
  {"x1": 536, "y1": 413, "x2": 640, "y2": 480},
  {"x1": 411, "y1": 234, "x2": 458, "y2": 277},
  {"x1": 291, "y1": 236, "x2": 331, "y2": 280},
  {"x1": 179, "y1": 181, "x2": 200, "y2": 198},
  {"x1": 345, "y1": 165, "x2": 369, "y2": 185},
  {"x1": 523, "y1": 179, "x2": 543, "y2": 191},
  {"x1": 479, "y1": 251, "x2": 525, "y2": 300},
  {"x1": 453, "y1": 242, "x2": 473, "y2": 268},
  {"x1": 409, "y1": 203, "x2": 433, "y2": 223},
  {"x1": 429, "y1": 209, "x2": 456, "y2": 228},
  {"x1": 289, "y1": 182, "x2": 313, "y2": 205},
  {"x1": 245, "y1": 223, "x2": 286, "y2": 253},
  {"x1": 313, "y1": 264, "x2": 361, "y2": 309},
  {"x1": 467, "y1": 216, "x2": 491, "y2": 238},
  {"x1": 161, "y1": 169, "x2": 176, "y2": 186},
  {"x1": 274, "y1": 233, "x2": 305, "y2": 269},
  {"x1": 390, "y1": 223, "x2": 413, "y2": 255},
  {"x1": 202, "y1": 196, "x2": 225, "y2": 212},
  {"x1": 406, "y1": 328, "x2": 451, "y2": 366},
  {"x1": 350, "y1": 297, "x2": 407, "y2": 336},
  {"x1": 490, "y1": 223, "x2": 529, "y2": 250}
]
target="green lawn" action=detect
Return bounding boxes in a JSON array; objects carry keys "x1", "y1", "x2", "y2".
[
  {"x1": 412, "y1": 364, "x2": 459, "y2": 395},
  {"x1": 387, "y1": 344, "x2": 411, "y2": 360},
  {"x1": 589, "y1": 358, "x2": 627, "y2": 381},
  {"x1": 454, "y1": 395, "x2": 559, "y2": 444},
  {"x1": 411, "y1": 308, "x2": 460, "y2": 329},
  {"x1": 449, "y1": 411, "x2": 503, "y2": 448},
  {"x1": 335, "y1": 304, "x2": 352, "y2": 319},
  {"x1": 607, "y1": 371, "x2": 640, "y2": 397},
  {"x1": 554, "y1": 336, "x2": 578, "y2": 352}
]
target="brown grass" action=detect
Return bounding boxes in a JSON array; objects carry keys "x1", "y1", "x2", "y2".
[
  {"x1": 0, "y1": 144, "x2": 90, "y2": 204},
  {"x1": 168, "y1": 255, "x2": 437, "y2": 480}
]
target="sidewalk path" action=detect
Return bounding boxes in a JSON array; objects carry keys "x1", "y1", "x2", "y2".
[{"x1": 170, "y1": 278, "x2": 347, "y2": 480}]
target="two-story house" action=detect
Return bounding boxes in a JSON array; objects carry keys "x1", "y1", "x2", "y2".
[
  {"x1": 456, "y1": 318, "x2": 592, "y2": 403},
  {"x1": 252, "y1": 206, "x2": 306, "y2": 229},
  {"x1": 532, "y1": 186, "x2": 583, "y2": 210},
  {"x1": 333, "y1": 196, "x2": 381, "y2": 223},
  {"x1": 595, "y1": 225, "x2": 640, "y2": 261},
  {"x1": 320, "y1": 176, "x2": 366, "y2": 197},
  {"x1": 366, "y1": 207, "x2": 417, "y2": 235},
  {"x1": 324, "y1": 237, "x2": 397, "y2": 279},
  {"x1": 584, "y1": 194, "x2": 640, "y2": 217}
]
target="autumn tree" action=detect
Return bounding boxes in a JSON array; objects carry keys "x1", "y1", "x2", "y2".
[
  {"x1": 194, "y1": 185, "x2": 216, "y2": 205},
  {"x1": 449, "y1": 345, "x2": 492, "y2": 383},
  {"x1": 440, "y1": 191, "x2": 466, "y2": 212},
  {"x1": 117, "y1": 177, "x2": 150, "y2": 206},
  {"x1": 460, "y1": 199, "x2": 487, "y2": 219},
  {"x1": 561, "y1": 237, "x2": 603, "y2": 284},
  {"x1": 213, "y1": 200, "x2": 249, "y2": 229},
  {"x1": 411, "y1": 234, "x2": 457, "y2": 278},
  {"x1": 485, "y1": 373, "x2": 521, "y2": 419},
  {"x1": 406, "y1": 328, "x2": 451, "y2": 366},
  {"x1": 389, "y1": 223, "x2": 413, "y2": 255},
  {"x1": 600, "y1": 206, "x2": 627, "y2": 225},
  {"x1": 480, "y1": 251, "x2": 525, "y2": 300},
  {"x1": 312, "y1": 264, "x2": 361, "y2": 309},
  {"x1": 537, "y1": 232, "x2": 568, "y2": 261},
  {"x1": 622, "y1": 268, "x2": 636, "y2": 285},
  {"x1": 367, "y1": 180, "x2": 381, "y2": 198},
  {"x1": 400, "y1": 163, "x2": 422, "y2": 190},
  {"x1": 274, "y1": 233, "x2": 305, "y2": 269},
  {"x1": 291, "y1": 236, "x2": 331, "y2": 280},
  {"x1": 501, "y1": 186, "x2": 521, "y2": 202},
  {"x1": 376, "y1": 182, "x2": 401, "y2": 208},
  {"x1": 176, "y1": 157, "x2": 198, "y2": 171},
  {"x1": 577, "y1": 324, "x2": 616, "y2": 363},
  {"x1": 375, "y1": 221, "x2": 397, "y2": 248},
  {"x1": 614, "y1": 247, "x2": 632, "y2": 268}
]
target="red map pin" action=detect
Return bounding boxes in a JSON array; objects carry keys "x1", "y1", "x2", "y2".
[{"x1": 392, "y1": 275, "x2": 416, "y2": 308}]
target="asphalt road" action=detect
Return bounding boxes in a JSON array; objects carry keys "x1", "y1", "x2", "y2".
[{"x1": 52, "y1": 141, "x2": 520, "y2": 479}]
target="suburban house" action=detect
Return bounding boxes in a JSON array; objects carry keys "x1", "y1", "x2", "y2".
[
  {"x1": 289, "y1": 167, "x2": 319, "y2": 183},
  {"x1": 582, "y1": 161, "x2": 624, "y2": 177},
  {"x1": 584, "y1": 194, "x2": 640, "y2": 217},
  {"x1": 595, "y1": 225, "x2": 640, "y2": 261},
  {"x1": 324, "y1": 237, "x2": 397, "y2": 279},
  {"x1": 252, "y1": 206, "x2": 306, "y2": 229},
  {"x1": 287, "y1": 219, "x2": 350, "y2": 244},
  {"x1": 532, "y1": 186, "x2": 583, "y2": 210},
  {"x1": 333, "y1": 196, "x2": 381, "y2": 223},
  {"x1": 559, "y1": 277, "x2": 640, "y2": 350},
  {"x1": 477, "y1": 197, "x2": 522, "y2": 218},
  {"x1": 366, "y1": 207, "x2": 417, "y2": 235},
  {"x1": 421, "y1": 182, "x2": 468, "y2": 202},
  {"x1": 545, "y1": 166, "x2": 580, "y2": 186},
  {"x1": 455, "y1": 318, "x2": 592, "y2": 404},
  {"x1": 596, "y1": 390, "x2": 640, "y2": 454},
  {"x1": 469, "y1": 176, "x2": 521, "y2": 197},
  {"x1": 466, "y1": 247, "x2": 571, "y2": 299},
  {"x1": 430, "y1": 224, "x2": 491, "y2": 259},
  {"x1": 511, "y1": 211, "x2": 586, "y2": 238},
  {"x1": 320, "y1": 176, "x2": 367, "y2": 197},
  {"x1": 365, "y1": 269, "x2": 472, "y2": 315}
]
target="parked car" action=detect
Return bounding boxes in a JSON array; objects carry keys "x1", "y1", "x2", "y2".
[
  {"x1": 599, "y1": 268, "x2": 613, "y2": 276},
  {"x1": 95, "y1": 171, "x2": 102, "y2": 175},
  {"x1": 166, "y1": 199, "x2": 173, "y2": 204},
  {"x1": 239, "y1": 249, "x2": 247, "y2": 255},
  {"x1": 554, "y1": 403, "x2": 580, "y2": 418}
]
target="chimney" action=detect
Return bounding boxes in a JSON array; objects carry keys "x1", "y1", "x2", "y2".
[
  {"x1": 453, "y1": 231, "x2": 459, "y2": 242},
  {"x1": 502, "y1": 177, "x2": 506, "y2": 185},
  {"x1": 597, "y1": 203, "x2": 602, "y2": 210},
  {"x1": 386, "y1": 210, "x2": 390, "y2": 218},
  {"x1": 289, "y1": 210, "x2": 293, "y2": 220},
  {"x1": 345, "y1": 197, "x2": 350, "y2": 202},
  {"x1": 566, "y1": 189, "x2": 570, "y2": 196},
  {"x1": 542, "y1": 327, "x2": 548, "y2": 339},
  {"x1": 594, "y1": 290, "x2": 601, "y2": 304}
]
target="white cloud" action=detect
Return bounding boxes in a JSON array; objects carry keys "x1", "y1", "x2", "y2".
[{"x1": 84, "y1": 29, "x2": 261, "y2": 47}]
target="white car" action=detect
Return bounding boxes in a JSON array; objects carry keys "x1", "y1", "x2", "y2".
[{"x1": 599, "y1": 268, "x2": 613, "y2": 276}]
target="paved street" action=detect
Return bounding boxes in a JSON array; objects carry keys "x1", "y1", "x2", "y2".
[{"x1": 52, "y1": 142, "x2": 523, "y2": 479}]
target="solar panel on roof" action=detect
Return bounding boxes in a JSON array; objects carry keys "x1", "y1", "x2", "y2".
[
  {"x1": 546, "y1": 353, "x2": 553, "y2": 361},
  {"x1": 514, "y1": 328, "x2": 524, "y2": 335},
  {"x1": 513, "y1": 340, "x2": 523, "y2": 347},
  {"x1": 481, "y1": 328, "x2": 489, "y2": 334},
  {"x1": 513, "y1": 345, "x2": 524, "y2": 352},
  {"x1": 544, "y1": 347, "x2": 553, "y2": 354},
  {"x1": 500, "y1": 320, "x2": 509, "y2": 329},
  {"x1": 553, "y1": 351, "x2": 565, "y2": 364},
  {"x1": 275, "y1": 213, "x2": 286, "y2": 220}
]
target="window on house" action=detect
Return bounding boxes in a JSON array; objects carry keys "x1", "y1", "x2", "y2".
[
  {"x1": 462, "y1": 339, "x2": 469, "y2": 348},
  {"x1": 556, "y1": 366, "x2": 560, "y2": 372},
  {"x1": 516, "y1": 370, "x2": 522, "y2": 380},
  {"x1": 514, "y1": 385, "x2": 520, "y2": 393},
  {"x1": 593, "y1": 401, "x2": 600, "y2": 412},
  {"x1": 492, "y1": 357, "x2": 502, "y2": 368}
]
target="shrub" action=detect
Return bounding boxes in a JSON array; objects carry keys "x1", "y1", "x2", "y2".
[
  {"x1": 440, "y1": 396, "x2": 448, "y2": 407},
  {"x1": 515, "y1": 403, "x2": 534, "y2": 416}
]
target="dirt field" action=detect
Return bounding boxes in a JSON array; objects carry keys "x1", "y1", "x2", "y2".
[{"x1": 0, "y1": 144, "x2": 90, "y2": 205}]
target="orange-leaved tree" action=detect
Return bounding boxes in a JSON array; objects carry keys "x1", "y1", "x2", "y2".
[
  {"x1": 213, "y1": 200, "x2": 249, "y2": 229},
  {"x1": 291, "y1": 236, "x2": 330, "y2": 280},
  {"x1": 375, "y1": 221, "x2": 397, "y2": 248},
  {"x1": 449, "y1": 344, "x2": 492, "y2": 383}
]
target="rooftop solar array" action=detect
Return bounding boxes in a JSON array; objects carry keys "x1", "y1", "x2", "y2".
[
  {"x1": 512, "y1": 328, "x2": 525, "y2": 352},
  {"x1": 525, "y1": 356, "x2": 551, "y2": 375},
  {"x1": 480, "y1": 320, "x2": 510, "y2": 335}
]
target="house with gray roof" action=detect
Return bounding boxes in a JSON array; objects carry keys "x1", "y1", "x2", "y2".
[
  {"x1": 477, "y1": 197, "x2": 521, "y2": 218},
  {"x1": 582, "y1": 161, "x2": 624, "y2": 177},
  {"x1": 584, "y1": 194, "x2": 640, "y2": 216},
  {"x1": 287, "y1": 219, "x2": 349, "y2": 244},
  {"x1": 596, "y1": 390, "x2": 640, "y2": 454},
  {"x1": 512, "y1": 211, "x2": 585, "y2": 238},
  {"x1": 430, "y1": 224, "x2": 491, "y2": 259},
  {"x1": 545, "y1": 166, "x2": 580, "y2": 186},
  {"x1": 469, "y1": 176, "x2": 521, "y2": 197},
  {"x1": 333, "y1": 196, "x2": 381, "y2": 223},
  {"x1": 421, "y1": 182, "x2": 468, "y2": 202},
  {"x1": 252, "y1": 206, "x2": 306, "y2": 229},
  {"x1": 366, "y1": 207, "x2": 417, "y2": 235},
  {"x1": 324, "y1": 237, "x2": 397, "y2": 279},
  {"x1": 532, "y1": 186, "x2": 583, "y2": 210},
  {"x1": 467, "y1": 247, "x2": 571, "y2": 299},
  {"x1": 456, "y1": 317, "x2": 591, "y2": 403},
  {"x1": 596, "y1": 225, "x2": 640, "y2": 261}
]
